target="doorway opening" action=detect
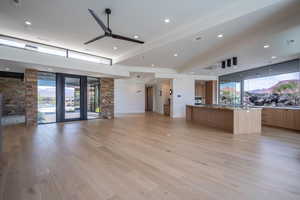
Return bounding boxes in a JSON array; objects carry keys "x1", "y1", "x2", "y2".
[{"x1": 145, "y1": 86, "x2": 153, "y2": 112}]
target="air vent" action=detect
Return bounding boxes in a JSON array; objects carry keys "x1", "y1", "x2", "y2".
[
  {"x1": 204, "y1": 65, "x2": 218, "y2": 70},
  {"x1": 25, "y1": 44, "x2": 38, "y2": 50}
]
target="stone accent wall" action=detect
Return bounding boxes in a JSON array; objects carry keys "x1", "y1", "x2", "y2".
[
  {"x1": 25, "y1": 69, "x2": 38, "y2": 126},
  {"x1": 100, "y1": 78, "x2": 114, "y2": 119},
  {"x1": 0, "y1": 77, "x2": 25, "y2": 116}
]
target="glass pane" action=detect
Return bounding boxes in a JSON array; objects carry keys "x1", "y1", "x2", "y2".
[
  {"x1": 219, "y1": 82, "x2": 241, "y2": 105},
  {"x1": 68, "y1": 51, "x2": 111, "y2": 65},
  {"x1": 244, "y1": 72, "x2": 300, "y2": 107},
  {"x1": 65, "y1": 77, "x2": 81, "y2": 119},
  {"x1": 87, "y1": 77, "x2": 101, "y2": 119},
  {"x1": 37, "y1": 72, "x2": 56, "y2": 123}
]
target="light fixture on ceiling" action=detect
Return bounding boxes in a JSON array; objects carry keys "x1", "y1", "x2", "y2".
[
  {"x1": 151, "y1": 64, "x2": 155, "y2": 67},
  {"x1": 164, "y1": 18, "x2": 170, "y2": 23},
  {"x1": 25, "y1": 20, "x2": 32, "y2": 26},
  {"x1": 113, "y1": 46, "x2": 118, "y2": 50},
  {"x1": 174, "y1": 53, "x2": 178, "y2": 57},
  {"x1": 190, "y1": 72, "x2": 195, "y2": 74},
  {"x1": 5, "y1": 67, "x2": 10, "y2": 71},
  {"x1": 47, "y1": 67, "x2": 53, "y2": 71},
  {"x1": 271, "y1": 56, "x2": 277, "y2": 59},
  {"x1": 287, "y1": 39, "x2": 295, "y2": 45},
  {"x1": 12, "y1": 0, "x2": 22, "y2": 6},
  {"x1": 264, "y1": 44, "x2": 270, "y2": 48},
  {"x1": 195, "y1": 36, "x2": 202, "y2": 41},
  {"x1": 133, "y1": 35, "x2": 139, "y2": 39},
  {"x1": 217, "y1": 34, "x2": 223, "y2": 38}
]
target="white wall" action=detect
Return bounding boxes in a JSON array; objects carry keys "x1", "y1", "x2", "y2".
[
  {"x1": 114, "y1": 79, "x2": 145, "y2": 114},
  {"x1": 171, "y1": 78, "x2": 195, "y2": 118}
]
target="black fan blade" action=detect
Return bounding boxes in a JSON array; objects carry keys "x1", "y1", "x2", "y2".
[
  {"x1": 88, "y1": 9, "x2": 108, "y2": 33},
  {"x1": 111, "y1": 34, "x2": 144, "y2": 44},
  {"x1": 84, "y1": 35, "x2": 106, "y2": 45}
]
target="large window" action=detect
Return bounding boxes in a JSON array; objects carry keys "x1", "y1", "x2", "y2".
[
  {"x1": 244, "y1": 72, "x2": 300, "y2": 107},
  {"x1": 37, "y1": 72, "x2": 56, "y2": 123},
  {"x1": 219, "y1": 81, "x2": 241, "y2": 105}
]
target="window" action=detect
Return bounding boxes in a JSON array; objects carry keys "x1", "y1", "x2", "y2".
[
  {"x1": 0, "y1": 37, "x2": 66, "y2": 57},
  {"x1": 0, "y1": 36, "x2": 111, "y2": 65},
  {"x1": 219, "y1": 81, "x2": 241, "y2": 105},
  {"x1": 68, "y1": 51, "x2": 111, "y2": 65},
  {"x1": 37, "y1": 72, "x2": 56, "y2": 123},
  {"x1": 244, "y1": 72, "x2": 300, "y2": 107}
]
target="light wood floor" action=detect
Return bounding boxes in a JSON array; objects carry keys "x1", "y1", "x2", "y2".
[{"x1": 1, "y1": 113, "x2": 300, "y2": 200}]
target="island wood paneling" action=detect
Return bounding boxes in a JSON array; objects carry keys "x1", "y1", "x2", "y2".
[{"x1": 186, "y1": 105, "x2": 261, "y2": 134}]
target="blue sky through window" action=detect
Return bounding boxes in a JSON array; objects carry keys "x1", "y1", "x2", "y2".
[{"x1": 244, "y1": 72, "x2": 300, "y2": 91}]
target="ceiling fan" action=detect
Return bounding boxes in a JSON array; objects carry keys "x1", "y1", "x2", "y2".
[{"x1": 84, "y1": 8, "x2": 145, "y2": 45}]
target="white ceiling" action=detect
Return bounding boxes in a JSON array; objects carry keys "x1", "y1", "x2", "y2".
[
  {"x1": 0, "y1": 0, "x2": 239, "y2": 57},
  {"x1": 121, "y1": 0, "x2": 300, "y2": 74},
  {"x1": 0, "y1": 0, "x2": 299, "y2": 75}
]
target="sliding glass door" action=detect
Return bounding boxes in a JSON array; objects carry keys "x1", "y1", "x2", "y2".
[
  {"x1": 38, "y1": 72, "x2": 101, "y2": 123},
  {"x1": 64, "y1": 76, "x2": 81, "y2": 120},
  {"x1": 37, "y1": 72, "x2": 56, "y2": 123},
  {"x1": 87, "y1": 77, "x2": 101, "y2": 119}
]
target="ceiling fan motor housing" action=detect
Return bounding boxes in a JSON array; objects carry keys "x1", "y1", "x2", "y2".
[{"x1": 105, "y1": 8, "x2": 111, "y2": 15}]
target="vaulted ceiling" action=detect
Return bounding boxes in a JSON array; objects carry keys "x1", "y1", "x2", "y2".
[{"x1": 0, "y1": 0, "x2": 299, "y2": 75}]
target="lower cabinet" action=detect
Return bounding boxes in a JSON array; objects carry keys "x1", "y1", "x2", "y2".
[{"x1": 262, "y1": 108, "x2": 300, "y2": 131}]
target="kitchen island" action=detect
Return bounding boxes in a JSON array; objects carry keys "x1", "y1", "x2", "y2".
[{"x1": 186, "y1": 104, "x2": 262, "y2": 134}]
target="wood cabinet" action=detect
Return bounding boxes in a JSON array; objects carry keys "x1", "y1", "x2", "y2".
[
  {"x1": 164, "y1": 104, "x2": 170, "y2": 116},
  {"x1": 205, "y1": 81, "x2": 217, "y2": 105},
  {"x1": 195, "y1": 81, "x2": 206, "y2": 98},
  {"x1": 262, "y1": 108, "x2": 300, "y2": 131}
]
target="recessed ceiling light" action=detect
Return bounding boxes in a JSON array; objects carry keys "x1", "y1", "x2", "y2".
[
  {"x1": 164, "y1": 18, "x2": 170, "y2": 23},
  {"x1": 217, "y1": 34, "x2": 223, "y2": 38},
  {"x1": 264, "y1": 44, "x2": 270, "y2": 48},
  {"x1": 174, "y1": 53, "x2": 178, "y2": 57},
  {"x1": 133, "y1": 35, "x2": 139, "y2": 39},
  {"x1": 151, "y1": 64, "x2": 155, "y2": 67},
  {"x1": 113, "y1": 46, "x2": 118, "y2": 50},
  {"x1": 5, "y1": 67, "x2": 10, "y2": 71},
  {"x1": 271, "y1": 56, "x2": 277, "y2": 59},
  {"x1": 25, "y1": 20, "x2": 32, "y2": 26},
  {"x1": 190, "y1": 72, "x2": 195, "y2": 74}
]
